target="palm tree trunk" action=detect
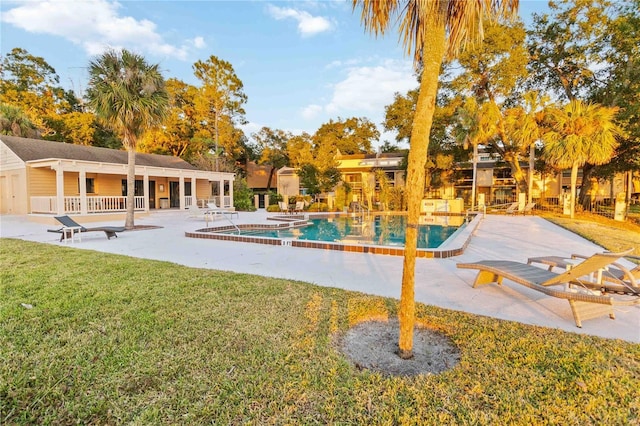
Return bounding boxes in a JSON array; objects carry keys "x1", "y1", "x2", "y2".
[
  {"x1": 398, "y1": 14, "x2": 447, "y2": 360},
  {"x1": 126, "y1": 147, "x2": 136, "y2": 229}
]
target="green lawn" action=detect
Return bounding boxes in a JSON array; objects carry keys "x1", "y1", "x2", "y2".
[{"x1": 1, "y1": 239, "x2": 638, "y2": 425}]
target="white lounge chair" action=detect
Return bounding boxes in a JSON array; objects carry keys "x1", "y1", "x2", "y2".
[{"x1": 278, "y1": 201, "x2": 290, "y2": 214}]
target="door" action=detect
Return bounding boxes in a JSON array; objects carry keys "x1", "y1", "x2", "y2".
[
  {"x1": 169, "y1": 181, "x2": 180, "y2": 207},
  {"x1": 148, "y1": 180, "x2": 156, "y2": 209}
]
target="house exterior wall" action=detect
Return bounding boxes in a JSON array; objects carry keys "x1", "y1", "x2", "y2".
[
  {"x1": 0, "y1": 170, "x2": 27, "y2": 214},
  {"x1": 0, "y1": 141, "x2": 28, "y2": 214}
]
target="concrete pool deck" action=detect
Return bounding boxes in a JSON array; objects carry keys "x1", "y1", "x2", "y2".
[{"x1": 1, "y1": 210, "x2": 638, "y2": 343}]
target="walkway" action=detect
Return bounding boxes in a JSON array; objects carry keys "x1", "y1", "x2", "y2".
[{"x1": 1, "y1": 211, "x2": 638, "y2": 342}]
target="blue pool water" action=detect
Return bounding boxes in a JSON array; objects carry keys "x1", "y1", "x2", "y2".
[{"x1": 233, "y1": 215, "x2": 464, "y2": 249}]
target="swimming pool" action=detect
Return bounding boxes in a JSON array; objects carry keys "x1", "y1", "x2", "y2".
[
  {"x1": 186, "y1": 213, "x2": 480, "y2": 258},
  {"x1": 224, "y1": 215, "x2": 462, "y2": 248}
]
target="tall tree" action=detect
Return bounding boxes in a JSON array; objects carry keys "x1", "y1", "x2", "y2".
[
  {"x1": 353, "y1": 0, "x2": 519, "y2": 359},
  {"x1": 526, "y1": 0, "x2": 635, "y2": 202},
  {"x1": 138, "y1": 78, "x2": 204, "y2": 159},
  {"x1": 87, "y1": 49, "x2": 169, "y2": 229},
  {"x1": 287, "y1": 132, "x2": 315, "y2": 169},
  {"x1": 450, "y1": 19, "x2": 533, "y2": 194},
  {"x1": 252, "y1": 127, "x2": 291, "y2": 192},
  {"x1": 0, "y1": 47, "x2": 68, "y2": 136},
  {"x1": 193, "y1": 56, "x2": 247, "y2": 171},
  {"x1": 313, "y1": 116, "x2": 379, "y2": 155},
  {"x1": 543, "y1": 100, "x2": 622, "y2": 218}
]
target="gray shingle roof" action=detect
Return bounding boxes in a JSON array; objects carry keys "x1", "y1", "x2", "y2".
[{"x1": 1, "y1": 135, "x2": 198, "y2": 170}]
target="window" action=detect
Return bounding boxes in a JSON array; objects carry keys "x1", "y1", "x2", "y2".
[
  {"x1": 121, "y1": 179, "x2": 145, "y2": 196},
  {"x1": 78, "y1": 178, "x2": 95, "y2": 193}
]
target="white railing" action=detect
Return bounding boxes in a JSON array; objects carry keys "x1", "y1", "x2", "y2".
[{"x1": 30, "y1": 196, "x2": 145, "y2": 214}]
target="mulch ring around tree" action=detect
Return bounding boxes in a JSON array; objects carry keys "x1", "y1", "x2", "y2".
[{"x1": 336, "y1": 318, "x2": 461, "y2": 377}]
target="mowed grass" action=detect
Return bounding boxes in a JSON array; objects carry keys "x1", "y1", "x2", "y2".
[{"x1": 1, "y1": 239, "x2": 639, "y2": 425}]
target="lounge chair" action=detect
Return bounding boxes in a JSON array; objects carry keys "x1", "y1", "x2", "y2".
[
  {"x1": 457, "y1": 250, "x2": 640, "y2": 327},
  {"x1": 278, "y1": 201, "x2": 290, "y2": 214},
  {"x1": 527, "y1": 252, "x2": 640, "y2": 295},
  {"x1": 187, "y1": 204, "x2": 207, "y2": 219},
  {"x1": 521, "y1": 202, "x2": 536, "y2": 215},
  {"x1": 293, "y1": 201, "x2": 305, "y2": 213},
  {"x1": 505, "y1": 202, "x2": 519, "y2": 214},
  {"x1": 206, "y1": 202, "x2": 238, "y2": 221},
  {"x1": 48, "y1": 215, "x2": 125, "y2": 241}
]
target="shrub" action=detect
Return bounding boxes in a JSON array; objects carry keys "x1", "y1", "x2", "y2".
[{"x1": 233, "y1": 177, "x2": 256, "y2": 211}]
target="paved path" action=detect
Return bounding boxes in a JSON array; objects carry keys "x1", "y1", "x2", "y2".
[{"x1": 1, "y1": 211, "x2": 638, "y2": 342}]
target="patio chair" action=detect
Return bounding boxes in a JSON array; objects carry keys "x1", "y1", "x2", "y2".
[
  {"x1": 521, "y1": 202, "x2": 536, "y2": 215},
  {"x1": 293, "y1": 201, "x2": 305, "y2": 213},
  {"x1": 187, "y1": 204, "x2": 207, "y2": 219},
  {"x1": 206, "y1": 202, "x2": 239, "y2": 221},
  {"x1": 505, "y1": 202, "x2": 519, "y2": 214},
  {"x1": 278, "y1": 201, "x2": 290, "y2": 214},
  {"x1": 457, "y1": 250, "x2": 640, "y2": 327},
  {"x1": 527, "y1": 252, "x2": 640, "y2": 296},
  {"x1": 48, "y1": 215, "x2": 125, "y2": 241},
  {"x1": 571, "y1": 252, "x2": 640, "y2": 295}
]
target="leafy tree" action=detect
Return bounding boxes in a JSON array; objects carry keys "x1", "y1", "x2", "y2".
[
  {"x1": 383, "y1": 89, "x2": 418, "y2": 144},
  {"x1": 527, "y1": 0, "x2": 611, "y2": 102},
  {"x1": 46, "y1": 111, "x2": 97, "y2": 145},
  {"x1": 0, "y1": 47, "x2": 68, "y2": 136},
  {"x1": 138, "y1": 78, "x2": 202, "y2": 159},
  {"x1": 527, "y1": 0, "x2": 640, "y2": 201},
  {"x1": 233, "y1": 177, "x2": 256, "y2": 211},
  {"x1": 252, "y1": 127, "x2": 291, "y2": 192},
  {"x1": 313, "y1": 116, "x2": 379, "y2": 155},
  {"x1": 193, "y1": 55, "x2": 247, "y2": 171},
  {"x1": 285, "y1": 132, "x2": 315, "y2": 170},
  {"x1": 450, "y1": 19, "x2": 534, "y2": 195},
  {"x1": 87, "y1": 49, "x2": 169, "y2": 229},
  {"x1": 588, "y1": 0, "x2": 640, "y2": 192},
  {"x1": 297, "y1": 163, "x2": 342, "y2": 201},
  {"x1": 543, "y1": 100, "x2": 623, "y2": 218},
  {"x1": 353, "y1": 0, "x2": 519, "y2": 359}
]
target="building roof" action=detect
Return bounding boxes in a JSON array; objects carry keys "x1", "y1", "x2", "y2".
[{"x1": 1, "y1": 135, "x2": 198, "y2": 170}]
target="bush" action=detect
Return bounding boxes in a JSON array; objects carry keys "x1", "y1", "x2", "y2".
[
  {"x1": 308, "y1": 202, "x2": 329, "y2": 212},
  {"x1": 266, "y1": 204, "x2": 281, "y2": 213},
  {"x1": 233, "y1": 177, "x2": 256, "y2": 211}
]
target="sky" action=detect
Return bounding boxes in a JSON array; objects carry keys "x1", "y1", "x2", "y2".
[{"x1": 1, "y1": 0, "x2": 548, "y2": 147}]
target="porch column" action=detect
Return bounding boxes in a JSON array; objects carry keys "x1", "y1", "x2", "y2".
[
  {"x1": 179, "y1": 175, "x2": 185, "y2": 210},
  {"x1": 190, "y1": 176, "x2": 196, "y2": 207},
  {"x1": 143, "y1": 174, "x2": 149, "y2": 212},
  {"x1": 79, "y1": 169, "x2": 88, "y2": 215},
  {"x1": 228, "y1": 176, "x2": 234, "y2": 208},
  {"x1": 55, "y1": 162, "x2": 65, "y2": 215}
]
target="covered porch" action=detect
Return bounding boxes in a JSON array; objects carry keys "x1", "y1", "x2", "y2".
[{"x1": 27, "y1": 158, "x2": 235, "y2": 216}]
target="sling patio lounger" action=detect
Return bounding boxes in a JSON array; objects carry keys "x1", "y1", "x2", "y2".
[
  {"x1": 457, "y1": 250, "x2": 640, "y2": 327},
  {"x1": 528, "y1": 252, "x2": 640, "y2": 296},
  {"x1": 48, "y1": 215, "x2": 125, "y2": 242}
]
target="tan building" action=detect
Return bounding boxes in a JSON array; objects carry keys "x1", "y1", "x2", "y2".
[{"x1": 0, "y1": 135, "x2": 235, "y2": 220}]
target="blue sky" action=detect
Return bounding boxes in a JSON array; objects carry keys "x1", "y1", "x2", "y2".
[{"x1": 1, "y1": 0, "x2": 547, "y2": 147}]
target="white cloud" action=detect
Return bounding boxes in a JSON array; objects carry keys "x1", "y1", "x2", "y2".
[
  {"x1": 266, "y1": 4, "x2": 332, "y2": 37},
  {"x1": 192, "y1": 36, "x2": 206, "y2": 49},
  {"x1": 1, "y1": 0, "x2": 190, "y2": 59},
  {"x1": 301, "y1": 104, "x2": 323, "y2": 120},
  {"x1": 324, "y1": 59, "x2": 417, "y2": 116}
]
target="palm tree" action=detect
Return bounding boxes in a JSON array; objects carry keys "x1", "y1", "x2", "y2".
[
  {"x1": 353, "y1": 0, "x2": 519, "y2": 359},
  {"x1": 0, "y1": 103, "x2": 39, "y2": 138},
  {"x1": 544, "y1": 100, "x2": 623, "y2": 219},
  {"x1": 87, "y1": 49, "x2": 168, "y2": 229}
]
